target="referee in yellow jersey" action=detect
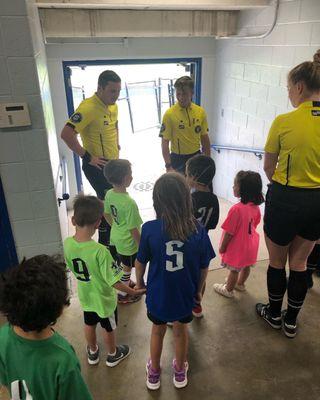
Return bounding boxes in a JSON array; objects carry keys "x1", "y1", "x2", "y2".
[
  {"x1": 256, "y1": 49, "x2": 320, "y2": 338},
  {"x1": 160, "y1": 76, "x2": 211, "y2": 174},
  {"x1": 61, "y1": 70, "x2": 121, "y2": 247}
]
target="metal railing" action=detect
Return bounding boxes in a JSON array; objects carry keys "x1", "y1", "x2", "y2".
[
  {"x1": 57, "y1": 157, "x2": 70, "y2": 206},
  {"x1": 211, "y1": 144, "x2": 264, "y2": 160}
]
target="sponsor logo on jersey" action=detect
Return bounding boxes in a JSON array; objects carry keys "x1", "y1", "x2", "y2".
[
  {"x1": 179, "y1": 124, "x2": 185, "y2": 129},
  {"x1": 70, "y1": 112, "x2": 82, "y2": 123},
  {"x1": 195, "y1": 125, "x2": 201, "y2": 133},
  {"x1": 311, "y1": 110, "x2": 320, "y2": 116},
  {"x1": 104, "y1": 120, "x2": 109, "y2": 125}
]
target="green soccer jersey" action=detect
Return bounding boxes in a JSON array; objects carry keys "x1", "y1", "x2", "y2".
[
  {"x1": 104, "y1": 189, "x2": 143, "y2": 256},
  {"x1": 63, "y1": 237, "x2": 123, "y2": 318},
  {"x1": 0, "y1": 324, "x2": 92, "y2": 400}
]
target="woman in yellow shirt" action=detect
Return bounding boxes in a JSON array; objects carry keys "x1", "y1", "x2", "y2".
[{"x1": 256, "y1": 49, "x2": 320, "y2": 338}]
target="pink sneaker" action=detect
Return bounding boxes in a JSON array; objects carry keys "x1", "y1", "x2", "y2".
[
  {"x1": 172, "y1": 359, "x2": 189, "y2": 388},
  {"x1": 146, "y1": 359, "x2": 161, "y2": 390}
]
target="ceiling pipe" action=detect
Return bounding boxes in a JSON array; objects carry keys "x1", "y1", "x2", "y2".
[{"x1": 216, "y1": 0, "x2": 280, "y2": 40}]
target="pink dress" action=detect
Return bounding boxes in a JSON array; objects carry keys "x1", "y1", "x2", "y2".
[{"x1": 220, "y1": 202, "x2": 261, "y2": 269}]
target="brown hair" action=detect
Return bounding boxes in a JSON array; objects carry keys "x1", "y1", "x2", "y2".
[
  {"x1": 289, "y1": 49, "x2": 320, "y2": 92},
  {"x1": 174, "y1": 76, "x2": 194, "y2": 92},
  {"x1": 103, "y1": 159, "x2": 131, "y2": 186},
  {"x1": 235, "y1": 171, "x2": 264, "y2": 206},
  {"x1": 98, "y1": 70, "x2": 121, "y2": 89},
  {"x1": 73, "y1": 195, "x2": 103, "y2": 227},
  {"x1": 153, "y1": 172, "x2": 197, "y2": 241}
]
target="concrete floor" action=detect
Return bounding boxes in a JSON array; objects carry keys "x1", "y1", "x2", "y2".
[{"x1": 54, "y1": 264, "x2": 320, "y2": 400}]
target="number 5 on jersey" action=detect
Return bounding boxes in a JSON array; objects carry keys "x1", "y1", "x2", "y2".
[{"x1": 166, "y1": 241, "x2": 184, "y2": 272}]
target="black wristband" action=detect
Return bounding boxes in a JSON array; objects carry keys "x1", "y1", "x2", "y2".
[
  {"x1": 81, "y1": 151, "x2": 91, "y2": 163},
  {"x1": 165, "y1": 163, "x2": 172, "y2": 169}
]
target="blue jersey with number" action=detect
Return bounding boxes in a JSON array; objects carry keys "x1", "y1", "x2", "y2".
[{"x1": 137, "y1": 219, "x2": 215, "y2": 321}]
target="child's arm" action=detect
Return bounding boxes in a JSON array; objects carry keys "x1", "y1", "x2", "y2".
[
  {"x1": 135, "y1": 260, "x2": 147, "y2": 289},
  {"x1": 104, "y1": 213, "x2": 113, "y2": 227},
  {"x1": 113, "y1": 281, "x2": 146, "y2": 296},
  {"x1": 130, "y1": 227, "x2": 141, "y2": 247},
  {"x1": 219, "y1": 232, "x2": 233, "y2": 254}
]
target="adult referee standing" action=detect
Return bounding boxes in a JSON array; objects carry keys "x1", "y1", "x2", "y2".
[
  {"x1": 61, "y1": 70, "x2": 121, "y2": 247},
  {"x1": 160, "y1": 76, "x2": 211, "y2": 174},
  {"x1": 256, "y1": 49, "x2": 320, "y2": 338}
]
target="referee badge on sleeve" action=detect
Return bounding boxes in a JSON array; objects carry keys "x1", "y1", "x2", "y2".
[
  {"x1": 70, "y1": 112, "x2": 82, "y2": 123},
  {"x1": 160, "y1": 123, "x2": 166, "y2": 132}
]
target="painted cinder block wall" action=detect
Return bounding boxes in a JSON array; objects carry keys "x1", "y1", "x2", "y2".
[
  {"x1": 211, "y1": 0, "x2": 320, "y2": 202},
  {"x1": 0, "y1": 0, "x2": 66, "y2": 260}
]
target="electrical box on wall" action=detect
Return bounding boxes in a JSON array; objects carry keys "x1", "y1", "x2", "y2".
[{"x1": 0, "y1": 103, "x2": 31, "y2": 128}]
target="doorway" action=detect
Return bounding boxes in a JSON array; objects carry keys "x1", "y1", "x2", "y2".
[{"x1": 63, "y1": 58, "x2": 202, "y2": 220}]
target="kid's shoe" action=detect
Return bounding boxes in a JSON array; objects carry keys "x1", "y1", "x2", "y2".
[
  {"x1": 192, "y1": 303, "x2": 203, "y2": 318},
  {"x1": 118, "y1": 293, "x2": 141, "y2": 304},
  {"x1": 282, "y1": 310, "x2": 297, "y2": 338},
  {"x1": 106, "y1": 345, "x2": 131, "y2": 367},
  {"x1": 172, "y1": 359, "x2": 189, "y2": 389},
  {"x1": 255, "y1": 303, "x2": 282, "y2": 329},
  {"x1": 86, "y1": 345, "x2": 99, "y2": 365},
  {"x1": 213, "y1": 283, "x2": 234, "y2": 298},
  {"x1": 224, "y1": 278, "x2": 246, "y2": 292},
  {"x1": 146, "y1": 359, "x2": 161, "y2": 390}
]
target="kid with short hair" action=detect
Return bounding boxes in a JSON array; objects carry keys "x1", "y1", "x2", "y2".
[
  {"x1": 135, "y1": 172, "x2": 215, "y2": 390},
  {"x1": 103, "y1": 159, "x2": 143, "y2": 304},
  {"x1": 186, "y1": 154, "x2": 220, "y2": 317},
  {"x1": 0, "y1": 255, "x2": 93, "y2": 400},
  {"x1": 214, "y1": 171, "x2": 264, "y2": 298},
  {"x1": 64, "y1": 195, "x2": 145, "y2": 367}
]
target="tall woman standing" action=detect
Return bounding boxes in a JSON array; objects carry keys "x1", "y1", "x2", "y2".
[{"x1": 256, "y1": 49, "x2": 320, "y2": 338}]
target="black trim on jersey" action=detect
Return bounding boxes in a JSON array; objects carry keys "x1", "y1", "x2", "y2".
[
  {"x1": 178, "y1": 139, "x2": 181, "y2": 154},
  {"x1": 100, "y1": 133, "x2": 105, "y2": 157},
  {"x1": 66, "y1": 122, "x2": 76, "y2": 129},
  {"x1": 286, "y1": 154, "x2": 291, "y2": 186},
  {"x1": 312, "y1": 101, "x2": 320, "y2": 107}
]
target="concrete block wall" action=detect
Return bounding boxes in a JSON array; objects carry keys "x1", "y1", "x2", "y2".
[
  {"x1": 0, "y1": 0, "x2": 64, "y2": 260},
  {"x1": 211, "y1": 0, "x2": 320, "y2": 202}
]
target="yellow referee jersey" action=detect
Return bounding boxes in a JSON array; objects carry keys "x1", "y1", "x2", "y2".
[
  {"x1": 265, "y1": 101, "x2": 320, "y2": 188},
  {"x1": 67, "y1": 94, "x2": 119, "y2": 160},
  {"x1": 159, "y1": 102, "x2": 209, "y2": 155}
]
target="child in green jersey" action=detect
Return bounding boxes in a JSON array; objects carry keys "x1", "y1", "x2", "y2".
[
  {"x1": 104, "y1": 159, "x2": 143, "y2": 304},
  {"x1": 0, "y1": 255, "x2": 93, "y2": 400},
  {"x1": 64, "y1": 195, "x2": 145, "y2": 367}
]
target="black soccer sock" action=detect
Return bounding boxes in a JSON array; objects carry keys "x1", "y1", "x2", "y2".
[
  {"x1": 306, "y1": 244, "x2": 320, "y2": 288},
  {"x1": 267, "y1": 265, "x2": 287, "y2": 318},
  {"x1": 286, "y1": 270, "x2": 308, "y2": 325}
]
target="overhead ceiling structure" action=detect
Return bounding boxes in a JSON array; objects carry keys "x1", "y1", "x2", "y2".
[{"x1": 36, "y1": 0, "x2": 271, "y2": 40}]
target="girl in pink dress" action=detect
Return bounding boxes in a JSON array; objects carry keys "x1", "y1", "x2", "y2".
[{"x1": 214, "y1": 171, "x2": 264, "y2": 298}]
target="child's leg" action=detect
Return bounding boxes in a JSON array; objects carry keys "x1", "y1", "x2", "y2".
[
  {"x1": 101, "y1": 329, "x2": 117, "y2": 354},
  {"x1": 226, "y1": 270, "x2": 239, "y2": 291},
  {"x1": 237, "y1": 266, "x2": 251, "y2": 286},
  {"x1": 150, "y1": 323, "x2": 167, "y2": 371},
  {"x1": 172, "y1": 322, "x2": 188, "y2": 370},
  {"x1": 118, "y1": 264, "x2": 132, "y2": 296},
  {"x1": 84, "y1": 324, "x2": 98, "y2": 351}
]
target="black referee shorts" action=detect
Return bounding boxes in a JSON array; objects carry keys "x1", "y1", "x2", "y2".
[
  {"x1": 84, "y1": 309, "x2": 118, "y2": 332},
  {"x1": 170, "y1": 151, "x2": 200, "y2": 175},
  {"x1": 264, "y1": 182, "x2": 320, "y2": 246}
]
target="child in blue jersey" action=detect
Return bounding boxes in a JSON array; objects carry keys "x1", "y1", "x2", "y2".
[{"x1": 135, "y1": 172, "x2": 215, "y2": 390}]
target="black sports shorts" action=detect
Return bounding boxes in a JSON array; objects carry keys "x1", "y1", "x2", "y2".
[
  {"x1": 84, "y1": 309, "x2": 118, "y2": 332},
  {"x1": 264, "y1": 182, "x2": 320, "y2": 246},
  {"x1": 170, "y1": 151, "x2": 200, "y2": 175},
  {"x1": 118, "y1": 253, "x2": 137, "y2": 269},
  {"x1": 147, "y1": 311, "x2": 193, "y2": 325}
]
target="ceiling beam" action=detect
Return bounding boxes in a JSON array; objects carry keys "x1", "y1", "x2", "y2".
[{"x1": 36, "y1": 0, "x2": 270, "y2": 11}]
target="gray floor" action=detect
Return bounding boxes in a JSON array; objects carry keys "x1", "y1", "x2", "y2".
[
  {"x1": 1, "y1": 262, "x2": 319, "y2": 399},
  {"x1": 56, "y1": 263, "x2": 320, "y2": 400}
]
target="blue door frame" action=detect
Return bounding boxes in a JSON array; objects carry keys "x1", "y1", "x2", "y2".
[
  {"x1": 62, "y1": 57, "x2": 202, "y2": 193},
  {"x1": 0, "y1": 177, "x2": 18, "y2": 272}
]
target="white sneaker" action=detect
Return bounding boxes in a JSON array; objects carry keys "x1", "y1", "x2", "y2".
[
  {"x1": 213, "y1": 283, "x2": 234, "y2": 298},
  {"x1": 235, "y1": 283, "x2": 246, "y2": 292}
]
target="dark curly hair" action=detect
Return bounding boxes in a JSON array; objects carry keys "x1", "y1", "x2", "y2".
[
  {"x1": 0, "y1": 255, "x2": 70, "y2": 332},
  {"x1": 235, "y1": 171, "x2": 264, "y2": 205}
]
